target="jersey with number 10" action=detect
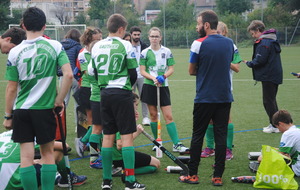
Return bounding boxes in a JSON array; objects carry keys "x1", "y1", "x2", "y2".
[
  {"x1": 5, "y1": 36, "x2": 70, "y2": 109},
  {"x1": 91, "y1": 37, "x2": 138, "y2": 91}
]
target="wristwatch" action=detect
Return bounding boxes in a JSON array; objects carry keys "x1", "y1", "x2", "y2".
[{"x1": 4, "y1": 115, "x2": 13, "y2": 120}]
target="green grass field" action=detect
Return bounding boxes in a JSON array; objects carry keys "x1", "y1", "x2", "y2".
[{"x1": 0, "y1": 46, "x2": 300, "y2": 190}]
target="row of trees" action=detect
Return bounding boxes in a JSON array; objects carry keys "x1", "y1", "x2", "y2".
[{"x1": 1, "y1": 0, "x2": 300, "y2": 45}]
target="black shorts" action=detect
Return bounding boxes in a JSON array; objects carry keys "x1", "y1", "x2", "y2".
[
  {"x1": 91, "y1": 100, "x2": 102, "y2": 125},
  {"x1": 79, "y1": 87, "x2": 91, "y2": 110},
  {"x1": 101, "y1": 88, "x2": 136, "y2": 135},
  {"x1": 12, "y1": 109, "x2": 56, "y2": 144},
  {"x1": 141, "y1": 84, "x2": 171, "y2": 106},
  {"x1": 113, "y1": 151, "x2": 151, "y2": 168}
]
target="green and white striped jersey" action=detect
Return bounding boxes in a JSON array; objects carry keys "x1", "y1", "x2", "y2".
[
  {"x1": 5, "y1": 36, "x2": 70, "y2": 110},
  {"x1": 78, "y1": 48, "x2": 91, "y2": 88},
  {"x1": 279, "y1": 125, "x2": 300, "y2": 176},
  {"x1": 91, "y1": 37, "x2": 138, "y2": 91},
  {"x1": 0, "y1": 130, "x2": 22, "y2": 190},
  {"x1": 140, "y1": 45, "x2": 175, "y2": 87}
]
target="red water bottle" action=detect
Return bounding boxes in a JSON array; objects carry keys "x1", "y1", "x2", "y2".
[{"x1": 231, "y1": 176, "x2": 256, "y2": 183}]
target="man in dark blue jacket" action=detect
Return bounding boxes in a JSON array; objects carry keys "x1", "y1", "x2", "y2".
[{"x1": 245, "y1": 20, "x2": 283, "y2": 133}]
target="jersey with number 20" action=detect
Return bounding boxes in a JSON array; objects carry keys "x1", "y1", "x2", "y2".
[
  {"x1": 5, "y1": 36, "x2": 70, "y2": 109},
  {"x1": 91, "y1": 37, "x2": 138, "y2": 91}
]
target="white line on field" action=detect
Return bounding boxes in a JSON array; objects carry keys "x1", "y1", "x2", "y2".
[
  {"x1": 168, "y1": 79, "x2": 300, "y2": 82},
  {"x1": 0, "y1": 79, "x2": 298, "y2": 83}
]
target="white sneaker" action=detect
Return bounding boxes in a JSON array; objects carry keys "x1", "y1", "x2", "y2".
[
  {"x1": 142, "y1": 117, "x2": 150, "y2": 126},
  {"x1": 263, "y1": 124, "x2": 280, "y2": 133},
  {"x1": 173, "y1": 142, "x2": 189, "y2": 152}
]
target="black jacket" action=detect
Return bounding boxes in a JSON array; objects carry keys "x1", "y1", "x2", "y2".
[{"x1": 246, "y1": 32, "x2": 283, "y2": 84}]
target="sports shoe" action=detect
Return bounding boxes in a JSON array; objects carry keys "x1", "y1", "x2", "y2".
[
  {"x1": 178, "y1": 175, "x2": 199, "y2": 184},
  {"x1": 101, "y1": 179, "x2": 112, "y2": 190},
  {"x1": 112, "y1": 167, "x2": 123, "y2": 177},
  {"x1": 58, "y1": 172, "x2": 87, "y2": 187},
  {"x1": 201, "y1": 147, "x2": 215, "y2": 158},
  {"x1": 55, "y1": 172, "x2": 61, "y2": 185},
  {"x1": 212, "y1": 177, "x2": 223, "y2": 186},
  {"x1": 249, "y1": 161, "x2": 260, "y2": 173},
  {"x1": 173, "y1": 142, "x2": 189, "y2": 152},
  {"x1": 90, "y1": 158, "x2": 103, "y2": 169},
  {"x1": 125, "y1": 181, "x2": 146, "y2": 190},
  {"x1": 262, "y1": 124, "x2": 280, "y2": 133},
  {"x1": 142, "y1": 117, "x2": 150, "y2": 126},
  {"x1": 226, "y1": 148, "x2": 233, "y2": 160},
  {"x1": 75, "y1": 137, "x2": 85, "y2": 157}
]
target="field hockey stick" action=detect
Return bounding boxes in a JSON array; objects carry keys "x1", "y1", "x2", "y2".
[
  {"x1": 142, "y1": 130, "x2": 189, "y2": 175},
  {"x1": 55, "y1": 107, "x2": 73, "y2": 190},
  {"x1": 156, "y1": 86, "x2": 163, "y2": 158}
]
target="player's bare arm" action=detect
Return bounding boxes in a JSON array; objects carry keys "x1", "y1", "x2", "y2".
[
  {"x1": 189, "y1": 63, "x2": 197, "y2": 76},
  {"x1": 140, "y1": 65, "x2": 159, "y2": 85},
  {"x1": 55, "y1": 63, "x2": 73, "y2": 113},
  {"x1": 3, "y1": 80, "x2": 18, "y2": 129},
  {"x1": 230, "y1": 63, "x2": 240, "y2": 73},
  {"x1": 164, "y1": 65, "x2": 174, "y2": 78}
]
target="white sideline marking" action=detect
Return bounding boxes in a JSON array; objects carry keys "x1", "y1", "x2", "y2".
[{"x1": 0, "y1": 79, "x2": 298, "y2": 83}]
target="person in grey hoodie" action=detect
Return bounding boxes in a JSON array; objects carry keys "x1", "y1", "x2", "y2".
[
  {"x1": 244, "y1": 20, "x2": 283, "y2": 133},
  {"x1": 60, "y1": 28, "x2": 82, "y2": 106}
]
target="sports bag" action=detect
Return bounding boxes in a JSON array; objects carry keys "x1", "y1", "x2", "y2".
[{"x1": 253, "y1": 145, "x2": 298, "y2": 189}]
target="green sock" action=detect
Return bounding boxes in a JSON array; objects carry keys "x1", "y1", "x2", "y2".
[
  {"x1": 166, "y1": 122, "x2": 180, "y2": 145},
  {"x1": 99, "y1": 133, "x2": 103, "y2": 149},
  {"x1": 135, "y1": 166, "x2": 157, "y2": 175},
  {"x1": 101, "y1": 147, "x2": 113, "y2": 180},
  {"x1": 89, "y1": 134, "x2": 101, "y2": 162},
  {"x1": 150, "y1": 122, "x2": 158, "y2": 139},
  {"x1": 57, "y1": 157, "x2": 68, "y2": 181},
  {"x1": 122, "y1": 146, "x2": 135, "y2": 183},
  {"x1": 81, "y1": 125, "x2": 92, "y2": 144},
  {"x1": 41, "y1": 164, "x2": 57, "y2": 190},
  {"x1": 206, "y1": 124, "x2": 214, "y2": 149},
  {"x1": 20, "y1": 165, "x2": 38, "y2": 190},
  {"x1": 227, "y1": 123, "x2": 234, "y2": 149}
]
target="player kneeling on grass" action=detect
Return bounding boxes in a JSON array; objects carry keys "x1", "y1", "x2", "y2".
[
  {"x1": 254, "y1": 110, "x2": 300, "y2": 176},
  {"x1": 112, "y1": 93, "x2": 160, "y2": 177},
  {"x1": 0, "y1": 130, "x2": 87, "y2": 189},
  {"x1": 0, "y1": 27, "x2": 26, "y2": 54}
]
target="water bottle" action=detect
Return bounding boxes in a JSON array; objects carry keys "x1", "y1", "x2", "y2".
[
  {"x1": 165, "y1": 166, "x2": 183, "y2": 173},
  {"x1": 231, "y1": 176, "x2": 256, "y2": 183}
]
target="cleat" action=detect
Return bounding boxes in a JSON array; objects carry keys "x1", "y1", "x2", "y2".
[
  {"x1": 58, "y1": 172, "x2": 87, "y2": 187},
  {"x1": 201, "y1": 147, "x2": 215, "y2": 158},
  {"x1": 90, "y1": 158, "x2": 103, "y2": 169},
  {"x1": 101, "y1": 179, "x2": 112, "y2": 190},
  {"x1": 212, "y1": 177, "x2": 223, "y2": 186},
  {"x1": 226, "y1": 148, "x2": 233, "y2": 160},
  {"x1": 178, "y1": 175, "x2": 199, "y2": 184},
  {"x1": 125, "y1": 181, "x2": 145, "y2": 190},
  {"x1": 173, "y1": 142, "x2": 189, "y2": 153}
]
